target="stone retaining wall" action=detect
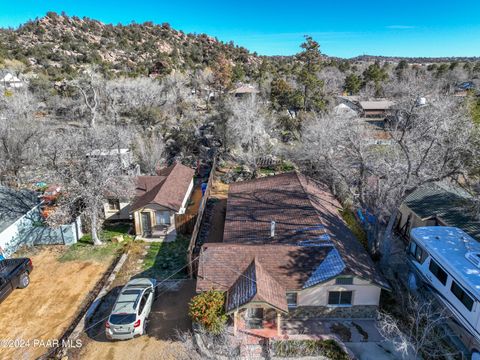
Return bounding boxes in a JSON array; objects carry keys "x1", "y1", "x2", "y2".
[{"x1": 287, "y1": 305, "x2": 377, "y2": 320}]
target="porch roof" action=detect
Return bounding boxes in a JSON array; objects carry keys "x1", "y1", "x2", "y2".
[{"x1": 226, "y1": 258, "x2": 288, "y2": 314}]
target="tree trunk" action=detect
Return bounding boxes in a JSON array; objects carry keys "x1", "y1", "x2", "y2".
[
  {"x1": 91, "y1": 211, "x2": 102, "y2": 246},
  {"x1": 90, "y1": 113, "x2": 96, "y2": 128},
  {"x1": 380, "y1": 209, "x2": 399, "y2": 267}
]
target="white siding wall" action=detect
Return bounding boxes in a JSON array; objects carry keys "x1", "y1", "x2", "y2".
[
  {"x1": 297, "y1": 277, "x2": 381, "y2": 306},
  {"x1": 178, "y1": 179, "x2": 194, "y2": 214}
]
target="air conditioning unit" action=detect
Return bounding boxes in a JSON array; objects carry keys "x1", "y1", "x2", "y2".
[{"x1": 465, "y1": 252, "x2": 480, "y2": 268}]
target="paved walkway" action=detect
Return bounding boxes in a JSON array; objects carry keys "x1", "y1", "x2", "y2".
[
  {"x1": 285, "y1": 319, "x2": 409, "y2": 359},
  {"x1": 346, "y1": 341, "x2": 405, "y2": 360}
]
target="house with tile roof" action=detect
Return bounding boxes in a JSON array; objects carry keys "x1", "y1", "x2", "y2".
[
  {"x1": 103, "y1": 162, "x2": 195, "y2": 240},
  {"x1": 397, "y1": 182, "x2": 480, "y2": 241},
  {"x1": 196, "y1": 172, "x2": 389, "y2": 337},
  {"x1": 359, "y1": 100, "x2": 395, "y2": 118}
]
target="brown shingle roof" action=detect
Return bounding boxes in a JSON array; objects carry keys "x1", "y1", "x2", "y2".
[
  {"x1": 197, "y1": 172, "x2": 388, "y2": 294},
  {"x1": 225, "y1": 258, "x2": 288, "y2": 313},
  {"x1": 197, "y1": 243, "x2": 331, "y2": 292},
  {"x1": 130, "y1": 163, "x2": 194, "y2": 212}
]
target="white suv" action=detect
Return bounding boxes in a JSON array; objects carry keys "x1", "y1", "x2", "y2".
[{"x1": 105, "y1": 278, "x2": 156, "y2": 340}]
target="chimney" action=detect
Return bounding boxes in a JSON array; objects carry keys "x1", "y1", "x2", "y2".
[{"x1": 270, "y1": 221, "x2": 276, "y2": 238}]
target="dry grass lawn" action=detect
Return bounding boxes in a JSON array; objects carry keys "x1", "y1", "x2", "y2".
[{"x1": 0, "y1": 247, "x2": 113, "y2": 360}]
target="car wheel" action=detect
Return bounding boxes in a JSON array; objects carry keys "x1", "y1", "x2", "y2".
[
  {"x1": 143, "y1": 320, "x2": 147, "y2": 335},
  {"x1": 18, "y1": 272, "x2": 30, "y2": 289}
]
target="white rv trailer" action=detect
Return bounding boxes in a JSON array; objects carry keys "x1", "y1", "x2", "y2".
[{"x1": 408, "y1": 226, "x2": 480, "y2": 354}]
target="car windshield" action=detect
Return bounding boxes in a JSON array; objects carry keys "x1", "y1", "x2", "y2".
[{"x1": 109, "y1": 313, "x2": 136, "y2": 325}]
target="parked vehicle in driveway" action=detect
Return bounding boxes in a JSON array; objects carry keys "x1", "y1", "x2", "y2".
[
  {"x1": 0, "y1": 258, "x2": 33, "y2": 303},
  {"x1": 105, "y1": 278, "x2": 156, "y2": 340}
]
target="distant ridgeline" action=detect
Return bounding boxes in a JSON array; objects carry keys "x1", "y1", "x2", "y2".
[{"x1": 0, "y1": 12, "x2": 478, "y2": 80}]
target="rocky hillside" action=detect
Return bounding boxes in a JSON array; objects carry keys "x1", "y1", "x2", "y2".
[{"x1": 0, "y1": 12, "x2": 261, "y2": 79}]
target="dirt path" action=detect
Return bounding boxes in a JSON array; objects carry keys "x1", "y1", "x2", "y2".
[
  {"x1": 204, "y1": 176, "x2": 229, "y2": 244},
  {"x1": 0, "y1": 247, "x2": 112, "y2": 360}
]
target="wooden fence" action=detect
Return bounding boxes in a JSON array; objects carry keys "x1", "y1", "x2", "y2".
[
  {"x1": 187, "y1": 156, "x2": 217, "y2": 278},
  {"x1": 174, "y1": 213, "x2": 197, "y2": 235}
]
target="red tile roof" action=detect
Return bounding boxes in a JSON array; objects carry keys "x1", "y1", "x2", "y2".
[{"x1": 130, "y1": 163, "x2": 194, "y2": 212}]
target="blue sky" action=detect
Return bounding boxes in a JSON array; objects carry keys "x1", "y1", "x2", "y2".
[{"x1": 0, "y1": 0, "x2": 479, "y2": 58}]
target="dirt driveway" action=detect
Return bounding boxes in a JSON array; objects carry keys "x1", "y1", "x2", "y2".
[
  {"x1": 0, "y1": 247, "x2": 113, "y2": 360},
  {"x1": 72, "y1": 280, "x2": 196, "y2": 360}
]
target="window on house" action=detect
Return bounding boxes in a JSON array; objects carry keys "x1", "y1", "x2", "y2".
[
  {"x1": 328, "y1": 291, "x2": 353, "y2": 306},
  {"x1": 451, "y1": 281, "x2": 474, "y2": 311},
  {"x1": 107, "y1": 199, "x2": 120, "y2": 211},
  {"x1": 335, "y1": 277, "x2": 353, "y2": 285},
  {"x1": 429, "y1": 259, "x2": 448, "y2": 286},
  {"x1": 155, "y1": 211, "x2": 171, "y2": 225},
  {"x1": 286, "y1": 292, "x2": 297, "y2": 308}
]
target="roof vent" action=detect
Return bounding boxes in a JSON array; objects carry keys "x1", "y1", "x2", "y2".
[
  {"x1": 465, "y1": 252, "x2": 480, "y2": 268},
  {"x1": 270, "y1": 221, "x2": 276, "y2": 238}
]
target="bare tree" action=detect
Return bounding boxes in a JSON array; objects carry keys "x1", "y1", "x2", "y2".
[
  {"x1": 298, "y1": 94, "x2": 477, "y2": 262},
  {"x1": 69, "y1": 69, "x2": 102, "y2": 127},
  {"x1": 0, "y1": 90, "x2": 41, "y2": 186},
  {"x1": 47, "y1": 126, "x2": 134, "y2": 245},
  {"x1": 133, "y1": 131, "x2": 166, "y2": 175},
  {"x1": 378, "y1": 293, "x2": 457, "y2": 359},
  {"x1": 226, "y1": 95, "x2": 275, "y2": 176}
]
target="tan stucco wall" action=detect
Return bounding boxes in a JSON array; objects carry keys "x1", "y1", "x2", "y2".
[
  {"x1": 103, "y1": 200, "x2": 131, "y2": 221},
  {"x1": 297, "y1": 277, "x2": 382, "y2": 307},
  {"x1": 133, "y1": 204, "x2": 176, "y2": 236}
]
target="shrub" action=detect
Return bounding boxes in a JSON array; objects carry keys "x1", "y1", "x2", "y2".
[
  {"x1": 189, "y1": 290, "x2": 227, "y2": 334},
  {"x1": 340, "y1": 208, "x2": 368, "y2": 250},
  {"x1": 271, "y1": 339, "x2": 349, "y2": 359}
]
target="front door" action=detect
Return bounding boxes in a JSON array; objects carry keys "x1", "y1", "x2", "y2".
[
  {"x1": 141, "y1": 212, "x2": 152, "y2": 237},
  {"x1": 246, "y1": 308, "x2": 264, "y2": 329}
]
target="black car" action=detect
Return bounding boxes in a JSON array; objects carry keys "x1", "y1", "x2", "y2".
[{"x1": 0, "y1": 258, "x2": 33, "y2": 303}]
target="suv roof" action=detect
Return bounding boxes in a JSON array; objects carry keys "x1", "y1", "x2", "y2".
[
  {"x1": 112, "y1": 289, "x2": 141, "y2": 314},
  {"x1": 111, "y1": 278, "x2": 154, "y2": 315}
]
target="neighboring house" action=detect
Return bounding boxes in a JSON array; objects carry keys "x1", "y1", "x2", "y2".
[
  {"x1": 1, "y1": 73, "x2": 24, "y2": 89},
  {"x1": 337, "y1": 95, "x2": 361, "y2": 113},
  {"x1": 359, "y1": 100, "x2": 395, "y2": 118},
  {"x1": 332, "y1": 103, "x2": 357, "y2": 118},
  {"x1": 0, "y1": 187, "x2": 41, "y2": 256},
  {"x1": 0, "y1": 186, "x2": 81, "y2": 257},
  {"x1": 105, "y1": 163, "x2": 195, "y2": 240},
  {"x1": 454, "y1": 80, "x2": 479, "y2": 97},
  {"x1": 196, "y1": 172, "x2": 389, "y2": 337},
  {"x1": 397, "y1": 182, "x2": 480, "y2": 241},
  {"x1": 229, "y1": 84, "x2": 260, "y2": 98}
]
